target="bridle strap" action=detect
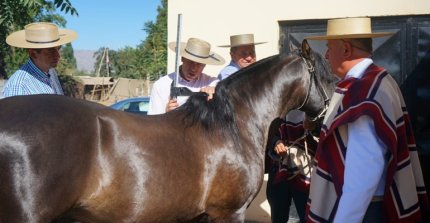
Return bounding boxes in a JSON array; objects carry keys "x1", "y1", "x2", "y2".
[
  {"x1": 297, "y1": 54, "x2": 331, "y2": 121},
  {"x1": 296, "y1": 57, "x2": 314, "y2": 110}
]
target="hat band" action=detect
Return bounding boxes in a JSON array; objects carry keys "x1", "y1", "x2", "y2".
[
  {"x1": 26, "y1": 38, "x2": 60, "y2": 44},
  {"x1": 185, "y1": 49, "x2": 221, "y2": 62}
]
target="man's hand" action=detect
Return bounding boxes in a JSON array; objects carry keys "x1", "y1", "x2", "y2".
[
  {"x1": 200, "y1": 86, "x2": 215, "y2": 100},
  {"x1": 166, "y1": 98, "x2": 179, "y2": 112},
  {"x1": 274, "y1": 140, "x2": 288, "y2": 156}
]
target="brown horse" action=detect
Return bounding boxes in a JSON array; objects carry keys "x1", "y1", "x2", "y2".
[{"x1": 0, "y1": 41, "x2": 337, "y2": 223}]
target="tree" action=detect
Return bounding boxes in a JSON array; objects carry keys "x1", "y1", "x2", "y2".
[
  {"x1": 57, "y1": 43, "x2": 77, "y2": 75},
  {"x1": 0, "y1": 0, "x2": 78, "y2": 79},
  {"x1": 136, "y1": 0, "x2": 167, "y2": 81}
]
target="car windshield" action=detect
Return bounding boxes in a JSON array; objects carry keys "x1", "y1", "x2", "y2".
[
  {"x1": 123, "y1": 101, "x2": 149, "y2": 114},
  {"x1": 110, "y1": 98, "x2": 150, "y2": 115}
]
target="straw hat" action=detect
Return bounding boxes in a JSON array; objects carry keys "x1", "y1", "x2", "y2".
[
  {"x1": 218, "y1": 34, "x2": 267, "y2": 47},
  {"x1": 306, "y1": 17, "x2": 393, "y2": 40},
  {"x1": 168, "y1": 38, "x2": 225, "y2": 65},
  {"x1": 6, "y1": 22, "x2": 77, "y2": 49}
]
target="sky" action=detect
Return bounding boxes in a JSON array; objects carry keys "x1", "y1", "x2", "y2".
[{"x1": 61, "y1": 1, "x2": 161, "y2": 51}]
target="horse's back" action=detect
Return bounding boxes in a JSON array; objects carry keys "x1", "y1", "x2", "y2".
[
  {"x1": 0, "y1": 95, "x2": 217, "y2": 222},
  {"x1": 0, "y1": 95, "x2": 111, "y2": 222}
]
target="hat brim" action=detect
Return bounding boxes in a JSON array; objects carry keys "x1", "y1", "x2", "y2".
[
  {"x1": 6, "y1": 29, "x2": 78, "y2": 48},
  {"x1": 218, "y1": 41, "x2": 267, "y2": 48},
  {"x1": 306, "y1": 32, "x2": 394, "y2": 40},
  {"x1": 168, "y1": 42, "x2": 225, "y2": 65}
]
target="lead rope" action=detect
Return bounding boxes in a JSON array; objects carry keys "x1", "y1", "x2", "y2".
[
  {"x1": 303, "y1": 130, "x2": 319, "y2": 177},
  {"x1": 279, "y1": 129, "x2": 320, "y2": 180}
]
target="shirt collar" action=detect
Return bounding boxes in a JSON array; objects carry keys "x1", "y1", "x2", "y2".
[
  {"x1": 27, "y1": 59, "x2": 51, "y2": 79},
  {"x1": 345, "y1": 58, "x2": 373, "y2": 79},
  {"x1": 230, "y1": 60, "x2": 241, "y2": 69}
]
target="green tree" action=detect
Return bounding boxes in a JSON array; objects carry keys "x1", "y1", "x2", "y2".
[
  {"x1": 93, "y1": 47, "x2": 140, "y2": 79},
  {"x1": 57, "y1": 43, "x2": 77, "y2": 75},
  {"x1": 137, "y1": 0, "x2": 167, "y2": 81},
  {"x1": 113, "y1": 47, "x2": 140, "y2": 79},
  {"x1": 0, "y1": 0, "x2": 78, "y2": 79}
]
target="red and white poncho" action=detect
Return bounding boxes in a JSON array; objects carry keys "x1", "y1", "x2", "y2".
[{"x1": 306, "y1": 64, "x2": 429, "y2": 223}]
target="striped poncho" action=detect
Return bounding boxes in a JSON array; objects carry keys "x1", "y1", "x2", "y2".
[{"x1": 306, "y1": 64, "x2": 429, "y2": 222}]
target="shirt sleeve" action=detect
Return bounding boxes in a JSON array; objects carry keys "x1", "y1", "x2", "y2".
[
  {"x1": 208, "y1": 78, "x2": 220, "y2": 87},
  {"x1": 147, "y1": 82, "x2": 167, "y2": 115},
  {"x1": 334, "y1": 115, "x2": 387, "y2": 223},
  {"x1": 2, "y1": 80, "x2": 27, "y2": 97}
]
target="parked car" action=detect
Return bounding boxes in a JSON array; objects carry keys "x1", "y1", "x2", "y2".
[{"x1": 109, "y1": 97, "x2": 150, "y2": 115}]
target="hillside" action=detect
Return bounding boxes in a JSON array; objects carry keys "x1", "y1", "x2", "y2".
[{"x1": 74, "y1": 50, "x2": 97, "y2": 73}]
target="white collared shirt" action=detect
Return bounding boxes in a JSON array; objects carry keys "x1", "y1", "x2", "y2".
[{"x1": 147, "y1": 71, "x2": 219, "y2": 115}]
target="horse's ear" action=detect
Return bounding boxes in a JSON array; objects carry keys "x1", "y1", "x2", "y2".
[
  {"x1": 301, "y1": 39, "x2": 314, "y2": 61},
  {"x1": 289, "y1": 41, "x2": 297, "y2": 53}
]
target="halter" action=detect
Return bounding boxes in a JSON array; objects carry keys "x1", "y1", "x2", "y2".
[{"x1": 296, "y1": 53, "x2": 331, "y2": 122}]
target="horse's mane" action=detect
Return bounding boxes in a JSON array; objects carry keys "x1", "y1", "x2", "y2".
[{"x1": 178, "y1": 55, "x2": 284, "y2": 141}]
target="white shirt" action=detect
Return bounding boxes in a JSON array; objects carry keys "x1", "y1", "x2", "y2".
[
  {"x1": 147, "y1": 71, "x2": 219, "y2": 115},
  {"x1": 334, "y1": 58, "x2": 388, "y2": 223}
]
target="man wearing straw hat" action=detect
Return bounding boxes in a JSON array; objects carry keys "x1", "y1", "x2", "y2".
[
  {"x1": 148, "y1": 37, "x2": 225, "y2": 115},
  {"x1": 305, "y1": 17, "x2": 429, "y2": 223},
  {"x1": 2, "y1": 22, "x2": 77, "y2": 97},
  {"x1": 217, "y1": 34, "x2": 266, "y2": 80}
]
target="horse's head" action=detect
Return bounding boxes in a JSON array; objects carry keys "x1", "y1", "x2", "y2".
[{"x1": 294, "y1": 40, "x2": 338, "y2": 121}]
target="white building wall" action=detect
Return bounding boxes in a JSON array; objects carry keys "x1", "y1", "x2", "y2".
[{"x1": 168, "y1": 0, "x2": 430, "y2": 76}]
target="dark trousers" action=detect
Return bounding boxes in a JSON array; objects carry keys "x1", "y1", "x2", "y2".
[
  {"x1": 362, "y1": 201, "x2": 383, "y2": 223},
  {"x1": 266, "y1": 167, "x2": 308, "y2": 223}
]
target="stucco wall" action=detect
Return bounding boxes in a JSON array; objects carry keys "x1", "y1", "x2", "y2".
[{"x1": 167, "y1": 0, "x2": 430, "y2": 76}]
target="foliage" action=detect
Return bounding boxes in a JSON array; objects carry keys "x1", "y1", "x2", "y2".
[
  {"x1": 137, "y1": 0, "x2": 167, "y2": 81},
  {"x1": 4, "y1": 47, "x2": 28, "y2": 76},
  {"x1": 53, "y1": 0, "x2": 78, "y2": 16},
  {"x1": 57, "y1": 43, "x2": 77, "y2": 75}
]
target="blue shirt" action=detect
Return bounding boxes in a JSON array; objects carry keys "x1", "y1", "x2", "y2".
[
  {"x1": 2, "y1": 59, "x2": 64, "y2": 97},
  {"x1": 217, "y1": 60, "x2": 240, "y2": 80}
]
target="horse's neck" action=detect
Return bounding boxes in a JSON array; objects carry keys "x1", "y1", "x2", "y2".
[{"x1": 231, "y1": 76, "x2": 288, "y2": 150}]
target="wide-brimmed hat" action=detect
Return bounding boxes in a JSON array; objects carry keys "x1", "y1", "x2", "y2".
[
  {"x1": 218, "y1": 34, "x2": 267, "y2": 47},
  {"x1": 6, "y1": 22, "x2": 77, "y2": 49},
  {"x1": 168, "y1": 38, "x2": 225, "y2": 65},
  {"x1": 306, "y1": 17, "x2": 393, "y2": 40}
]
